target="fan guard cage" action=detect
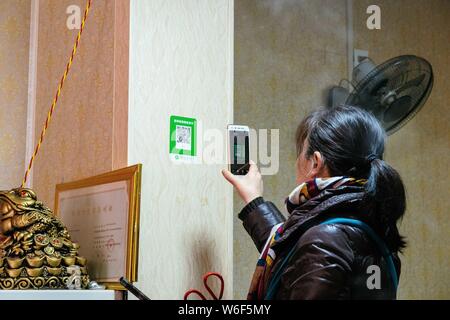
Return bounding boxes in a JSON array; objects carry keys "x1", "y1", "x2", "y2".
[{"x1": 346, "y1": 55, "x2": 433, "y2": 135}]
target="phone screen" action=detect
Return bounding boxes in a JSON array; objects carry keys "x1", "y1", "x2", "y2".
[{"x1": 229, "y1": 127, "x2": 249, "y2": 175}]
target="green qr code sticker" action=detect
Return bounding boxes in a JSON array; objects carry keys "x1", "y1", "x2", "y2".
[{"x1": 169, "y1": 115, "x2": 197, "y2": 157}]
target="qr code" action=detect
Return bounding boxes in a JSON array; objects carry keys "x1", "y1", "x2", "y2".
[{"x1": 176, "y1": 125, "x2": 191, "y2": 150}]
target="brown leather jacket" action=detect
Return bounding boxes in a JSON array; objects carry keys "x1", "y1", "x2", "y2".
[{"x1": 239, "y1": 188, "x2": 401, "y2": 300}]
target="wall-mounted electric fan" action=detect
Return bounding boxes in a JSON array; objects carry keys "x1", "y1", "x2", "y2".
[{"x1": 328, "y1": 55, "x2": 433, "y2": 135}]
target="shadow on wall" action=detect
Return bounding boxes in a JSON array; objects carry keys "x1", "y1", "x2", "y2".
[{"x1": 183, "y1": 232, "x2": 221, "y2": 299}]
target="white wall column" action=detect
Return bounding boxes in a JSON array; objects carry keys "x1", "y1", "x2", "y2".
[{"x1": 128, "y1": 0, "x2": 234, "y2": 299}]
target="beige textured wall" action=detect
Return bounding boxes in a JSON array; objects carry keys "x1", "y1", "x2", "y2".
[
  {"x1": 128, "y1": 0, "x2": 234, "y2": 299},
  {"x1": 353, "y1": 0, "x2": 450, "y2": 300},
  {"x1": 33, "y1": 0, "x2": 128, "y2": 208},
  {"x1": 234, "y1": 0, "x2": 348, "y2": 298},
  {"x1": 0, "y1": 0, "x2": 30, "y2": 189}
]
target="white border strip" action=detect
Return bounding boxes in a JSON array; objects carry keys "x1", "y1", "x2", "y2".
[
  {"x1": 227, "y1": 0, "x2": 234, "y2": 299},
  {"x1": 25, "y1": 0, "x2": 39, "y2": 188}
]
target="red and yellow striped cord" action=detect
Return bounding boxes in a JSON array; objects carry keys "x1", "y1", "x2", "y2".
[{"x1": 22, "y1": 0, "x2": 92, "y2": 188}]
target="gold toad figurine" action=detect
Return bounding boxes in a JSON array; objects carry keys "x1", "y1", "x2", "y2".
[{"x1": 0, "y1": 188, "x2": 90, "y2": 289}]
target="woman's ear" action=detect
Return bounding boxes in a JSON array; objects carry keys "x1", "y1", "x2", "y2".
[{"x1": 310, "y1": 151, "x2": 329, "y2": 178}]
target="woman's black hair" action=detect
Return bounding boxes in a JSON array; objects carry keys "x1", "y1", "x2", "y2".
[{"x1": 296, "y1": 105, "x2": 406, "y2": 252}]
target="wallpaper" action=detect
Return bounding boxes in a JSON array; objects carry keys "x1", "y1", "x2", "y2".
[
  {"x1": 128, "y1": 0, "x2": 234, "y2": 299},
  {"x1": 0, "y1": 0, "x2": 30, "y2": 190},
  {"x1": 33, "y1": 0, "x2": 115, "y2": 207},
  {"x1": 354, "y1": 0, "x2": 450, "y2": 300}
]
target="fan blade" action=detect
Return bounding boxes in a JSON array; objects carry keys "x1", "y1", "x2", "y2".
[
  {"x1": 383, "y1": 95, "x2": 413, "y2": 123},
  {"x1": 396, "y1": 74, "x2": 425, "y2": 93}
]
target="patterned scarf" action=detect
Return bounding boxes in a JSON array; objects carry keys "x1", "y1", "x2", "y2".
[{"x1": 247, "y1": 176, "x2": 367, "y2": 300}]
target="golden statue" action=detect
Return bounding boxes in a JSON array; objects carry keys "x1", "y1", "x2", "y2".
[{"x1": 0, "y1": 188, "x2": 90, "y2": 289}]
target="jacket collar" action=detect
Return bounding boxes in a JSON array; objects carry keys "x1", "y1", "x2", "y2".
[{"x1": 271, "y1": 185, "x2": 367, "y2": 251}]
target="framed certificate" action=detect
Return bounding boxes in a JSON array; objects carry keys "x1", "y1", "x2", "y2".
[{"x1": 54, "y1": 164, "x2": 142, "y2": 290}]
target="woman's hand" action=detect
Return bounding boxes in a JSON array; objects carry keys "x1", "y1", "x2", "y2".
[{"x1": 222, "y1": 160, "x2": 263, "y2": 204}]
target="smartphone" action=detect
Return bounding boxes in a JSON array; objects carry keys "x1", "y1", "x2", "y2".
[{"x1": 227, "y1": 125, "x2": 250, "y2": 175}]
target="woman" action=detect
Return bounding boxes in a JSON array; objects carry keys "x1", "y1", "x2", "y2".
[{"x1": 222, "y1": 105, "x2": 406, "y2": 300}]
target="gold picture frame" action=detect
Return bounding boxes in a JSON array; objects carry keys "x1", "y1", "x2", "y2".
[{"x1": 54, "y1": 164, "x2": 142, "y2": 290}]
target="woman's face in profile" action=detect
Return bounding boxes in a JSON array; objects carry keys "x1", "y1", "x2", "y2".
[
  {"x1": 296, "y1": 140, "x2": 314, "y2": 184},
  {"x1": 295, "y1": 139, "x2": 329, "y2": 184}
]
